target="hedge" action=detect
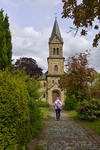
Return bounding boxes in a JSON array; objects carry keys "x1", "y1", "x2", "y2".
[
  {"x1": 0, "y1": 70, "x2": 43, "y2": 150},
  {"x1": 38, "y1": 101, "x2": 50, "y2": 108},
  {"x1": 0, "y1": 69, "x2": 30, "y2": 150},
  {"x1": 29, "y1": 98, "x2": 43, "y2": 139}
]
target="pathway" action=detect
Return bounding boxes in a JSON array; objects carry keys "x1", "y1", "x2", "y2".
[{"x1": 29, "y1": 106, "x2": 100, "y2": 150}]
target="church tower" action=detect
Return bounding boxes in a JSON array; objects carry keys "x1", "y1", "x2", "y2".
[{"x1": 46, "y1": 17, "x2": 65, "y2": 104}]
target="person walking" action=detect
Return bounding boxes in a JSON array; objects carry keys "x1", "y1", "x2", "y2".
[{"x1": 55, "y1": 97, "x2": 62, "y2": 121}]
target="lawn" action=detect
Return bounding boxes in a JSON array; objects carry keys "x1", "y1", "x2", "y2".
[
  {"x1": 40, "y1": 107, "x2": 48, "y2": 117},
  {"x1": 83, "y1": 118, "x2": 100, "y2": 135},
  {"x1": 66, "y1": 110, "x2": 100, "y2": 136}
]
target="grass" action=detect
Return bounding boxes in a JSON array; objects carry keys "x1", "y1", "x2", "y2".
[
  {"x1": 40, "y1": 107, "x2": 48, "y2": 117},
  {"x1": 66, "y1": 110, "x2": 100, "y2": 136},
  {"x1": 66, "y1": 110, "x2": 78, "y2": 119},
  {"x1": 82, "y1": 118, "x2": 100, "y2": 135}
]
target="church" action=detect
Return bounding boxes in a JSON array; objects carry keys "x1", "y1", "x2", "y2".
[{"x1": 40, "y1": 17, "x2": 66, "y2": 104}]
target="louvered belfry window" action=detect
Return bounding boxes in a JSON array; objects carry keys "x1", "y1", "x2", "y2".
[{"x1": 54, "y1": 65, "x2": 58, "y2": 72}]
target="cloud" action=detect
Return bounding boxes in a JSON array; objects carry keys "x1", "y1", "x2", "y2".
[
  {"x1": 61, "y1": 29, "x2": 91, "y2": 58},
  {"x1": 0, "y1": 0, "x2": 24, "y2": 8},
  {"x1": 0, "y1": 0, "x2": 11, "y2": 3},
  {"x1": 89, "y1": 46, "x2": 100, "y2": 72},
  {"x1": 27, "y1": 0, "x2": 60, "y2": 5},
  {"x1": 61, "y1": 29, "x2": 100, "y2": 72},
  {"x1": 11, "y1": 22, "x2": 51, "y2": 72},
  {"x1": 0, "y1": 0, "x2": 60, "y2": 8},
  {"x1": 11, "y1": 22, "x2": 100, "y2": 73}
]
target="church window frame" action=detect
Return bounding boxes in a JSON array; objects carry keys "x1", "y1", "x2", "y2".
[
  {"x1": 43, "y1": 82, "x2": 46, "y2": 87},
  {"x1": 53, "y1": 48, "x2": 56, "y2": 55},
  {"x1": 54, "y1": 65, "x2": 58, "y2": 72},
  {"x1": 58, "y1": 80, "x2": 60, "y2": 84},
  {"x1": 43, "y1": 93, "x2": 46, "y2": 98},
  {"x1": 52, "y1": 80, "x2": 54, "y2": 84},
  {"x1": 57, "y1": 48, "x2": 59, "y2": 55}
]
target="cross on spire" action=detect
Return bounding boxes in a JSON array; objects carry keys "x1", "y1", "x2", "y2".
[
  {"x1": 55, "y1": 12, "x2": 58, "y2": 19},
  {"x1": 49, "y1": 13, "x2": 63, "y2": 43}
]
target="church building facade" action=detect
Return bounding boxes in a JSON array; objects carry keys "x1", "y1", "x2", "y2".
[{"x1": 40, "y1": 17, "x2": 65, "y2": 104}]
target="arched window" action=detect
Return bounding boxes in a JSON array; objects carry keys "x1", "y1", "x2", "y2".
[
  {"x1": 58, "y1": 80, "x2": 60, "y2": 84},
  {"x1": 53, "y1": 48, "x2": 55, "y2": 55},
  {"x1": 43, "y1": 94, "x2": 46, "y2": 98},
  {"x1": 57, "y1": 48, "x2": 59, "y2": 55},
  {"x1": 44, "y1": 82, "x2": 46, "y2": 87},
  {"x1": 54, "y1": 65, "x2": 58, "y2": 72},
  {"x1": 52, "y1": 80, "x2": 54, "y2": 84}
]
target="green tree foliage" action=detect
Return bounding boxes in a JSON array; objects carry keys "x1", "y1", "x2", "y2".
[
  {"x1": 90, "y1": 73, "x2": 100, "y2": 99},
  {"x1": 0, "y1": 69, "x2": 30, "y2": 150},
  {"x1": 29, "y1": 99, "x2": 43, "y2": 139},
  {"x1": 38, "y1": 101, "x2": 50, "y2": 108},
  {"x1": 77, "y1": 99, "x2": 100, "y2": 121},
  {"x1": 0, "y1": 9, "x2": 12, "y2": 69},
  {"x1": 60, "y1": 51, "x2": 96, "y2": 101},
  {"x1": 0, "y1": 69, "x2": 43, "y2": 150},
  {"x1": 62, "y1": 0, "x2": 100, "y2": 47},
  {"x1": 13, "y1": 57, "x2": 43, "y2": 78},
  {"x1": 64, "y1": 93, "x2": 78, "y2": 110},
  {"x1": 20, "y1": 72, "x2": 44, "y2": 139},
  {"x1": 12, "y1": 69, "x2": 44, "y2": 138}
]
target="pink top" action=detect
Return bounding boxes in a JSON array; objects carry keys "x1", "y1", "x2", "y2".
[{"x1": 55, "y1": 99, "x2": 62, "y2": 109}]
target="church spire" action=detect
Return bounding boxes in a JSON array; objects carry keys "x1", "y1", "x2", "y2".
[{"x1": 49, "y1": 17, "x2": 63, "y2": 43}]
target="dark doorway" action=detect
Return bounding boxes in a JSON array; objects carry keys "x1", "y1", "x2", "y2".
[{"x1": 52, "y1": 90, "x2": 60, "y2": 103}]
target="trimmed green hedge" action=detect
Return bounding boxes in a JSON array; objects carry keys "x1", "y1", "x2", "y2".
[
  {"x1": 29, "y1": 98, "x2": 43, "y2": 139},
  {"x1": 77, "y1": 99, "x2": 100, "y2": 121},
  {"x1": 0, "y1": 70, "x2": 43, "y2": 150},
  {"x1": 0, "y1": 70, "x2": 30, "y2": 150},
  {"x1": 38, "y1": 101, "x2": 50, "y2": 108}
]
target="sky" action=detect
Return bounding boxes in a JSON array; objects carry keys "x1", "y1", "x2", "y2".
[{"x1": 0, "y1": 0, "x2": 100, "y2": 73}]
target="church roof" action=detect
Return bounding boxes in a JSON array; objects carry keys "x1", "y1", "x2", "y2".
[{"x1": 49, "y1": 17, "x2": 63, "y2": 43}]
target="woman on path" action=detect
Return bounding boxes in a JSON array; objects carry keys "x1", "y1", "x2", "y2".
[{"x1": 55, "y1": 97, "x2": 62, "y2": 121}]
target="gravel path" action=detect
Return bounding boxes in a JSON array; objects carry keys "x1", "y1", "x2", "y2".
[{"x1": 37, "y1": 106, "x2": 100, "y2": 150}]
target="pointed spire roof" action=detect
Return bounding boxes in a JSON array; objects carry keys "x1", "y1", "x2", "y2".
[{"x1": 49, "y1": 17, "x2": 63, "y2": 43}]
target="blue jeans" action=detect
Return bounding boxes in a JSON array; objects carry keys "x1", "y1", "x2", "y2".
[{"x1": 55, "y1": 109, "x2": 61, "y2": 120}]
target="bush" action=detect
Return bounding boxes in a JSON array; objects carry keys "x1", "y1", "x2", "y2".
[
  {"x1": 77, "y1": 99, "x2": 100, "y2": 121},
  {"x1": 20, "y1": 74, "x2": 44, "y2": 139},
  {"x1": 38, "y1": 101, "x2": 50, "y2": 108},
  {"x1": 64, "y1": 94, "x2": 78, "y2": 110},
  {"x1": 0, "y1": 69, "x2": 44, "y2": 150},
  {"x1": 0, "y1": 69, "x2": 30, "y2": 150},
  {"x1": 13, "y1": 70, "x2": 44, "y2": 140},
  {"x1": 14, "y1": 69, "x2": 42, "y2": 101},
  {"x1": 29, "y1": 98, "x2": 43, "y2": 139}
]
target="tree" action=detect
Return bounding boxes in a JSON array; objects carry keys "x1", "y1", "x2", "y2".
[
  {"x1": 60, "y1": 51, "x2": 96, "y2": 101},
  {"x1": 0, "y1": 69, "x2": 43, "y2": 149},
  {"x1": 0, "y1": 9, "x2": 12, "y2": 69},
  {"x1": 62, "y1": 0, "x2": 100, "y2": 47},
  {"x1": 90, "y1": 72, "x2": 100, "y2": 99},
  {"x1": 14, "y1": 57, "x2": 43, "y2": 78},
  {"x1": 0, "y1": 69, "x2": 30, "y2": 149}
]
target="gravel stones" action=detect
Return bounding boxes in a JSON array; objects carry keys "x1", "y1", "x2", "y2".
[{"x1": 37, "y1": 107, "x2": 100, "y2": 150}]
